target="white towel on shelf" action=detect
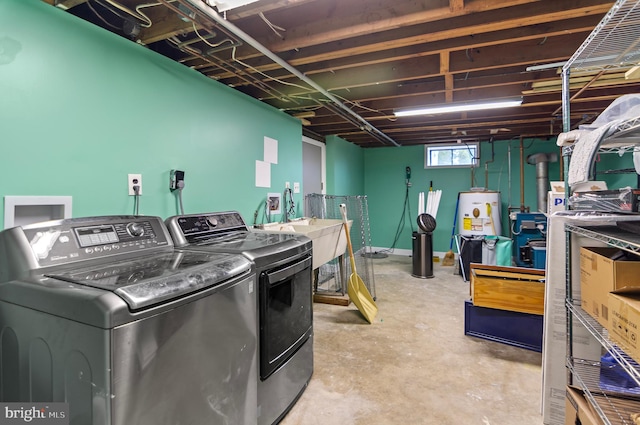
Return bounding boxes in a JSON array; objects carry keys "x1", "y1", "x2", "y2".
[
  {"x1": 634, "y1": 146, "x2": 640, "y2": 175},
  {"x1": 567, "y1": 121, "x2": 618, "y2": 188},
  {"x1": 556, "y1": 129, "x2": 588, "y2": 147}
]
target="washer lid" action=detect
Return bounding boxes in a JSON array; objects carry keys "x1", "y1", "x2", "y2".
[{"x1": 46, "y1": 251, "x2": 251, "y2": 310}]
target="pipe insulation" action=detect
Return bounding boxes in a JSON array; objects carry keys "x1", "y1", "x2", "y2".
[
  {"x1": 527, "y1": 152, "x2": 558, "y2": 214},
  {"x1": 186, "y1": 0, "x2": 400, "y2": 147}
]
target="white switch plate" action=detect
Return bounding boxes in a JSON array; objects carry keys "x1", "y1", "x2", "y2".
[
  {"x1": 128, "y1": 174, "x2": 142, "y2": 196},
  {"x1": 285, "y1": 181, "x2": 290, "y2": 188},
  {"x1": 293, "y1": 182, "x2": 300, "y2": 193}
]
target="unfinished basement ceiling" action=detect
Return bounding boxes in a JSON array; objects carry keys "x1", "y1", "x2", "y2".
[{"x1": 45, "y1": 0, "x2": 640, "y2": 147}]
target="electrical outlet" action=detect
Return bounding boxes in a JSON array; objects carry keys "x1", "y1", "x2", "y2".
[
  {"x1": 293, "y1": 182, "x2": 300, "y2": 193},
  {"x1": 285, "y1": 181, "x2": 290, "y2": 189},
  {"x1": 128, "y1": 174, "x2": 142, "y2": 196}
]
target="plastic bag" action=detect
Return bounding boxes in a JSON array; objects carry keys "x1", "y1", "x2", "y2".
[{"x1": 482, "y1": 236, "x2": 512, "y2": 266}]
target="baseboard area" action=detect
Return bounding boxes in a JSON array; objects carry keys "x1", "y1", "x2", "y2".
[{"x1": 369, "y1": 247, "x2": 456, "y2": 260}]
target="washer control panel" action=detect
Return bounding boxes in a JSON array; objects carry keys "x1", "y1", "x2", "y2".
[{"x1": 20, "y1": 216, "x2": 170, "y2": 267}]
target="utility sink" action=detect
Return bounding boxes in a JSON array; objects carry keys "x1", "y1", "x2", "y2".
[{"x1": 255, "y1": 218, "x2": 352, "y2": 270}]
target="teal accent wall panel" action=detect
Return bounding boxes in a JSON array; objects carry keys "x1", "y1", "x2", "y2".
[
  {"x1": 0, "y1": 0, "x2": 302, "y2": 229},
  {"x1": 363, "y1": 139, "x2": 573, "y2": 252},
  {"x1": 325, "y1": 135, "x2": 364, "y2": 195}
]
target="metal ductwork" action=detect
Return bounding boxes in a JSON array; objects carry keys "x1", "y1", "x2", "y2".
[{"x1": 527, "y1": 152, "x2": 558, "y2": 214}]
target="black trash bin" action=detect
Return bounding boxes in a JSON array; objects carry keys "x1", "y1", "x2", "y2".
[
  {"x1": 412, "y1": 231, "x2": 434, "y2": 278},
  {"x1": 412, "y1": 213, "x2": 436, "y2": 279}
]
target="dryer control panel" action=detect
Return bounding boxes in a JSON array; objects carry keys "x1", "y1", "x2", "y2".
[{"x1": 166, "y1": 211, "x2": 248, "y2": 246}]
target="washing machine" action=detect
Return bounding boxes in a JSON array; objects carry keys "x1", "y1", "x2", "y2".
[
  {"x1": 0, "y1": 215, "x2": 257, "y2": 425},
  {"x1": 165, "y1": 212, "x2": 313, "y2": 425}
]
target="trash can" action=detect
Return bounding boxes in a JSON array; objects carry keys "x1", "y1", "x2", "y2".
[{"x1": 412, "y1": 231, "x2": 434, "y2": 278}]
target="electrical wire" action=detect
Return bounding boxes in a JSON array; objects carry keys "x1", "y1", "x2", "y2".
[
  {"x1": 259, "y1": 12, "x2": 285, "y2": 39},
  {"x1": 94, "y1": 0, "x2": 129, "y2": 20},
  {"x1": 231, "y1": 46, "x2": 313, "y2": 92},
  {"x1": 87, "y1": 0, "x2": 121, "y2": 29},
  {"x1": 176, "y1": 180, "x2": 185, "y2": 215},
  {"x1": 133, "y1": 185, "x2": 141, "y2": 215},
  {"x1": 381, "y1": 179, "x2": 414, "y2": 253},
  {"x1": 331, "y1": 92, "x2": 397, "y2": 122},
  {"x1": 98, "y1": 0, "x2": 152, "y2": 27},
  {"x1": 192, "y1": 21, "x2": 234, "y2": 50},
  {"x1": 135, "y1": 1, "x2": 177, "y2": 27},
  {"x1": 283, "y1": 188, "x2": 295, "y2": 221},
  {"x1": 265, "y1": 199, "x2": 272, "y2": 223},
  {"x1": 178, "y1": 189, "x2": 185, "y2": 215}
]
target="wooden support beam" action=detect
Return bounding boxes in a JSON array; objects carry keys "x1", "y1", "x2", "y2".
[
  {"x1": 441, "y1": 51, "x2": 454, "y2": 103},
  {"x1": 450, "y1": 0, "x2": 465, "y2": 12}
]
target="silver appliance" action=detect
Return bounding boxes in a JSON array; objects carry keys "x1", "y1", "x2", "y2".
[
  {"x1": 165, "y1": 212, "x2": 313, "y2": 425},
  {"x1": 0, "y1": 216, "x2": 257, "y2": 425}
]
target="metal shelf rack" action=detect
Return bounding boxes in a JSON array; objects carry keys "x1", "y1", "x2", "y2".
[
  {"x1": 565, "y1": 223, "x2": 640, "y2": 424},
  {"x1": 561, "y1": 2, "x2": 640, "y2": 423},
  {"x1": 565, "y1": 224, "x2": 640, "y2": 254},
  {"x1": 567, "y1": 358, "x2": 640, "y2": 425},
  {"x1": 562, "y1": 0, "x2": 640, "y2": 133},
  {"x1": 563, "y1": 0, "x2": 640, "y2": 73},
  {"x1": 561, "y1": 117, "x2": 640, "y2": 156},
  {"x1": 567, "y1": 297, "x2": 640, "y2": 386}
]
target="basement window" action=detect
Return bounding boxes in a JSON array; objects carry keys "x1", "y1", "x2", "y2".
[{"x1": 424, "y1": 142, "x2": 479, "y2": 168}]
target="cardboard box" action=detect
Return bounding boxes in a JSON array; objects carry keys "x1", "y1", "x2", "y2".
[
  {"x1": 548, "y1": 192, "x2": 565, "y2": 215},
  {"x1": 565, "y1": 386, "x2": 602, "y2": 425},
  {"x1": 609, "y1": 293, "x2": 640, "y2": 364},
  {"x1": 580, "y1": 246, "x2": 640, "y2": 328},
  {"x1": 548, "y1": 181, "x2": 566, "y2": 215}
]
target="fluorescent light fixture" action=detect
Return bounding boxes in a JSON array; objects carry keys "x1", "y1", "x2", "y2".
[
  {"x1": 394, "y1": 99, "x2": 522, "y2": 117},
  {"x1": 206, "y1": 0, "x2": 259, "y2": 12}
]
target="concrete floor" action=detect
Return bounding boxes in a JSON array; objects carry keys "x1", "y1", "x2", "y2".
[{"x1": 280, "y1": 255, "x2": 543, "y2": 425}]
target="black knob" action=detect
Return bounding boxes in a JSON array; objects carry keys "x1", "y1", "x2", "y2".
[{"x1": 127, "y1": 222, "x2": 145, "y2": 237}]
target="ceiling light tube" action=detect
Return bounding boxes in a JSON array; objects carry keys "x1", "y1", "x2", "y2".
[
  {"x1": 205, "y1": 0, "x2": 259, "y2": 12},
  {"x1": 394, "y1": 99, "x2": 522, "y2": 117}
]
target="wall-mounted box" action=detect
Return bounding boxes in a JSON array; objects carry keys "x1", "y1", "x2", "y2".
[{"x1": 4, "y1": 196, "x2": 72, "y2": 229}]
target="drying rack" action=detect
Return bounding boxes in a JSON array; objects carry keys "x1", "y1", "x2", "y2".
[{"x1": 306, "y1": 194, "x2": 377, "y2": 302}]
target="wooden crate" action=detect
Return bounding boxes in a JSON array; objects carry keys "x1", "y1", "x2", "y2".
[{"x1": 470, "y1": 264, "x2": 545, "y2": 315}]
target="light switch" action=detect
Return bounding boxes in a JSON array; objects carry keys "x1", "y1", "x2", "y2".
[{"x1": 293, "y1": 182, "x2": 300, "y2": 193}]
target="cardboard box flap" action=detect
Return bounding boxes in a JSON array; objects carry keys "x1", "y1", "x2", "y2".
[
  {"x1": 613, "y1": 286, "x2": 640, "y2": 295},
  {"x1": 565, "y1": 386, "x2": 603, "y2": 425}
]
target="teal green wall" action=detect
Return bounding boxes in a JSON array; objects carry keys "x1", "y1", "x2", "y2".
[
  {"x1": 363, "y1": 138, "x2": 637, "y2": 252},
  {"x1": 3, "y1": 1, "x2": 637, "y2": 243},
  {"x1": 0, "y1": 0, "x2": 302, "y2": 229},
  {"x1": 325, "y1": 135, "x2": 364, "y2": 195}
]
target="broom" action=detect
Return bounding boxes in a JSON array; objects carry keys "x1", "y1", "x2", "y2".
[{"x1": 442, "y1": 193, "x2": 460, "y2": 266}]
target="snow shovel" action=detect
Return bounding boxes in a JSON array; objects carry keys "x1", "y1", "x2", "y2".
[{"x1": 339, "y1": 204, "x2": 378, "y2": 324}]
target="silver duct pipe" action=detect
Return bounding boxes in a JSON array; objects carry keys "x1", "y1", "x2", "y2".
[
  {"x1": 527, "y1": 152, "x2": 558, "y2": 214},
  {"x1": 186, "y1": 0, "x2": 401, "y2": 147}
]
